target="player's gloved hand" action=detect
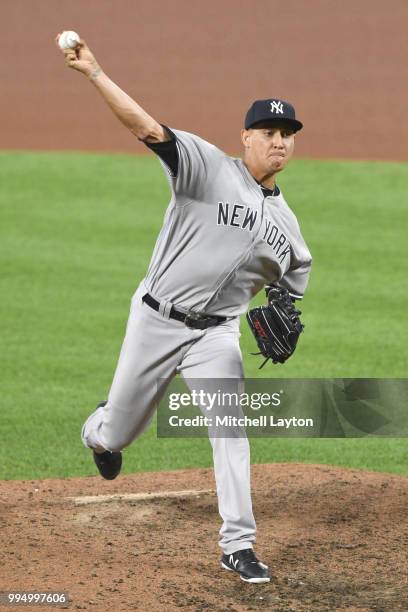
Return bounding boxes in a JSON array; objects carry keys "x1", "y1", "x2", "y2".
[
  {"x1": 55, "y1": 35, "x2": 101, "y2": 78},
  {"x1": 246, "y1": 284, "x2": 304, "y2": 368}
]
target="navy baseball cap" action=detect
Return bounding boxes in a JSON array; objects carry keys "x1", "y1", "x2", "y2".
[{"x1": 245, "y1": 98, "x2": 303, "y2": 132}]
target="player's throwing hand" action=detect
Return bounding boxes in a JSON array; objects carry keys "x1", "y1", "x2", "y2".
[{"x1": 55, "y1": 34, "x2": 101, "y2": 78}]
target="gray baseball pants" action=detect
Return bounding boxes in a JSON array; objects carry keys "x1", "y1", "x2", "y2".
[{"x1": 81, "y1": 282, "x2": 256, "y2": 554}]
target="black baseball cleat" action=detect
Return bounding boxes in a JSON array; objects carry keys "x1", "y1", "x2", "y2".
[
  {"x1": 93, "y1": 450, "x2": 122, "y2": 480},
  {"x1": 91, "y1": 400, "x2": 122, "y2": 480},
  {"x1": 221, "y1": 548, "x2": 271, "y2": 583}
]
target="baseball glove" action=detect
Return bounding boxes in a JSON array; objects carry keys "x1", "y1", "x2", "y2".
[{"x1": 246, "y1": 285, "x2": 304, "y2": 368}]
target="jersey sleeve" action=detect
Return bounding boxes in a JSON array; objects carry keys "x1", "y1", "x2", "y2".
[
  {"x1": 150, "y1": 127, "x2": 225, "y2": 201},
  {"x1": 144, "y1": 126, "x2": 179, "y2": 177},
  {"x1": 267, "y1": 214, "x2": 312, "y2": 300},
  {"x1": 276, "y1": 257, "x2": 312, "y2": 300},
  {"x1": 175, "y1": 129, "x2": 226, "y2": 200}
]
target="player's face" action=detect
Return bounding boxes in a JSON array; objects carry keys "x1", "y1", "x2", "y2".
[{"x1": 241, "y1": 123, "x2": 296, "y2": 177}]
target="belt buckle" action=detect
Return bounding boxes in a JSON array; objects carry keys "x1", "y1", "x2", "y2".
[{"x1": 184, "y1": 311, "x2": 208, "y2": 330}]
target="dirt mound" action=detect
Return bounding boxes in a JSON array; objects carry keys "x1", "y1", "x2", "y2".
[{"x1": 1, "y1": 464, "x2": 407, "y2": 611}]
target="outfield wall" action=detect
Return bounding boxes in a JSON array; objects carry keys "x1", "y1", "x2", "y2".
[{"x1": 2, "y1": 0, "x2": 407, "y2": 160}]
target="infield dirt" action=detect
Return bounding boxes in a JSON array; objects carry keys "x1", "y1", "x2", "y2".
[{"x1": 1, "y1": 463, "x2": 407, "y2": 611}]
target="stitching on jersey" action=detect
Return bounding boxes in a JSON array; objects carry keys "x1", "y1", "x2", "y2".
[{"x1": 145, "y1": 196, "x2": 178, "y2": 283}]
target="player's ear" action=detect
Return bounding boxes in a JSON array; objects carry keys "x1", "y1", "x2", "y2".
[{"x1": 241, "y1": 128, "x2": 251, "y2": 149}]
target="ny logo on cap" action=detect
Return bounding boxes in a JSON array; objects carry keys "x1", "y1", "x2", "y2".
[{"x1": 270, "y1": 101, "x2": 284, "y2": 114}]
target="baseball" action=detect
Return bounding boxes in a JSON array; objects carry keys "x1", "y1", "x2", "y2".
[{"x1": 58, "y1": 30, "x2": 80, "y2": 50}]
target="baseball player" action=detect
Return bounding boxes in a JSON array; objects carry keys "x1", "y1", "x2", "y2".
[{"x1": 57, "y1": 35, "x2": 312, "y2": 584}]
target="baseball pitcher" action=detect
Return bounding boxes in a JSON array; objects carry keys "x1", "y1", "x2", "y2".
[{"x1": 56, "y1": 34, "x2": 312, "y2": 584}]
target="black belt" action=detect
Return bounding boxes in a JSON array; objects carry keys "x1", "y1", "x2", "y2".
[{"x1": 142, "y1": 293, "x2": 227, "y2": 330}]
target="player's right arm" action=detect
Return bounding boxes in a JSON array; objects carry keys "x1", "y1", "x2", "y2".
[{"x1": 55, "y1": 35, "x2": 169, "y2": 144}]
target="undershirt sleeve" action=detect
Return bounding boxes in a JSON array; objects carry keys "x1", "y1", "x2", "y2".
[{"x1": 144, "y1": 126, "x2": 179, "y2": 177}]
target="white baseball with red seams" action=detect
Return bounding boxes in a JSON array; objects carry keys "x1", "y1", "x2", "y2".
[{"x1": 58, "y1": 31, "x2": 80, "y2": 50}]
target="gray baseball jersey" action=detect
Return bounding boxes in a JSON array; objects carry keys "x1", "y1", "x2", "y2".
[
  {"x1": 144, "y1": 128, "x2": 312, "y2": 316},
  {"x1": 82, "y1": 126, "x2": 312, "y2": 556}
]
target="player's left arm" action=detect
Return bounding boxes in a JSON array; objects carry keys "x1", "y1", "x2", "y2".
[
  {"x1": 269, "y1": 214, "x2": 313, "y2": 302},
  {"x1": 268, "y1": 258, "x2": 312, "y2": 302}
]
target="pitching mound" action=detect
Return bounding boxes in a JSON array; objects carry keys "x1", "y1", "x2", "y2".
[{"x1": 1, "y1": 464, "x2": 407, "y2": 611}]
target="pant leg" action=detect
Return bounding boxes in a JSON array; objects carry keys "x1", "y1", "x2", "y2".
[
  {"x1": 178, "y1": 318, "x2": 256, "y2": 555},
  {"x1": 81, "y1": 287, "x2": 200, "y2": 452}
]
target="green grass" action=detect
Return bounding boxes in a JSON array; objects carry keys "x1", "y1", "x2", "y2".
[{"x1": 1, "y1": 151, "x2": 407, "y2": 480}]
